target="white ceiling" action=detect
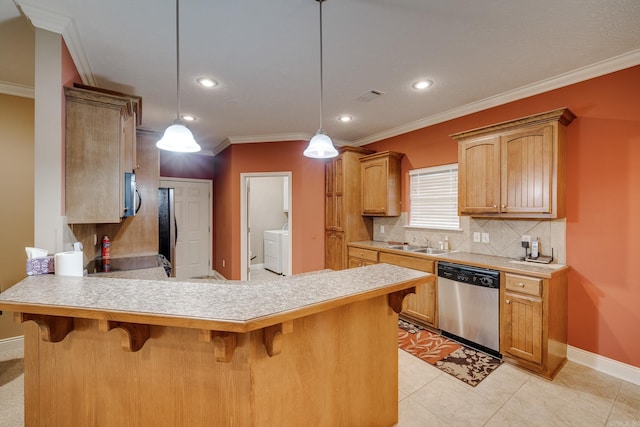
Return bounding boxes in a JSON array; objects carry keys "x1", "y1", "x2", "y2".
[{"x1": 3, "y1": 0, "x2": 640, "y2": 154}]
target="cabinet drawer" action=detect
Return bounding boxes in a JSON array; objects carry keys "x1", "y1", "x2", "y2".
[
  {"x1": 378, "y1": 252, "x2": 434, "y2": 273},
  {"x1": 505, "y1": 273, "x2": 542, "y2": 296},
  {"x1": 347, "y1": 247, "x2": 378, "y2": 262}
]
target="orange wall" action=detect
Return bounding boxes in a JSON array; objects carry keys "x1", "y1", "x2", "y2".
[
  {"x1": 366, "y1": 65, "x2": 640, "y2": 368},
  {"x1": 214, "y1": 140, "x2": 326, "y2": 279}
]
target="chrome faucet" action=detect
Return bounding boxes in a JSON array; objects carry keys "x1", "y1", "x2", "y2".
[{"x1": 423, "y1": 237, "x2": 430, "y2": 248}]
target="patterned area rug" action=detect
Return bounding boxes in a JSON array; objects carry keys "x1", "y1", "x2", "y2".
[{"x1": 398, "y1": 319, "x2": 502, "y2": 387}]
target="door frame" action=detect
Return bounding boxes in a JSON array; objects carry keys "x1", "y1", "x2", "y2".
[
  {"x1": 240, "y1": 172, "x2": 293, "y2": 281},
  {"x1": 159, "y1": 177, "x2": 213, "y2": 277}
]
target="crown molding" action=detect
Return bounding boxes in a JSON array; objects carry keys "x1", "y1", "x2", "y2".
[
  {"x1": 352, "y1": 49, "x2": 640, "y2": 146},
  {"x1": 17, "y1": 2, "x2": 96, "y2": 86},
  {"x1": 0, "y1": 80, "x2": 34, "y2": 98}
]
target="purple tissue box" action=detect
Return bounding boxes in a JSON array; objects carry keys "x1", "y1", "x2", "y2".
[{"x1": 26, "y1": 256, "x2": 55, "y2": 275}]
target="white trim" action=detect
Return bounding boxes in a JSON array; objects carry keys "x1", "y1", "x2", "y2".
[
  {"x1": 0, "y1": 335, "x2": 24, "y2": 353},
  {"x1": 18, "y1": 2, "x2": 96, "y2": 86},
  {"x1": 0, "y1": 81, "x2": 34, "y2": 98},
  {"x1": 352, "y1": 49, "x2": 640, "y2": 146},
  {"x1": 250, "y1": 263, "x2": 265, "y2": 271},
  {"x1": 568, "y1": 345, "x2": 640, "y2": 386}
]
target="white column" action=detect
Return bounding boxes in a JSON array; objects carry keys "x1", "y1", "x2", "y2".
[{"x1": 34, "y1": 28, "x2": 65, "y2": 253}]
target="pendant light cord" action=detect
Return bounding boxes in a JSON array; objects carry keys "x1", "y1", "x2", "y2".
[
  {"x1": 318, "y1": 0, "x2": 325, "y2": 132},
  {"x1": 176, "y1": 0, "x2": 181, "y2": 120}
]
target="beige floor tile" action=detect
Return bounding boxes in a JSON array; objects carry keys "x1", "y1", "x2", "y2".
[
  {"x1": 503, "y1": 378, "x2": 608, "y2": 426},
  {"x1": 485, "y1": 407, "x2": 541, "y2": 427},
  {"x1": 396, "y1": 397, "x2": 449, "y2": 427},
  {"x1": 398, "y1": 349, "x2": 441, "y2": 396},
  {"x1": 473, "y1": 363, "x2": 531, "y2": 406},
  {"x1": 410, "y1": 374, "x2": 500, "y2": 426},
  {"x1": 607, "y1": 381, "x2": 640, "y2": 426}
]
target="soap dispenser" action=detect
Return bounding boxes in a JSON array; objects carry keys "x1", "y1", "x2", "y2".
[{"x1": 443, "y1": 236, "x2": 449, "y2": 251}]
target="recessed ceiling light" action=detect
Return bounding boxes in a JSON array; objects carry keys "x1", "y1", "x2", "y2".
[
  {"x1": 181, "y1": 114, "x2": 196, "y2": 121},
  {"x1": 411, "y1": 80, "x2": 433, "y2": 90},
  {"x1": 338, "y1": 115, "x2": 353, "y2": 123},
  {"x1": 197, "y1": 77, "x2": 218, "y2": 88}
]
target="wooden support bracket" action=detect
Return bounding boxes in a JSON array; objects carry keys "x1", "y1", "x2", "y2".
[
  {"x1": 387, "y1": 287, "x2": 416, "y2": 314},
  {"x1": 263, "y1": 321, "x2": 293, "y2": 357},
  {"x1": 15, "y1": 313, "x2": 74, "y2": 343},
  {"x1": 98, "y1": 320, "x2": 150, "y2": 352},
  {"x1": 200, "y1": 330, "x2": 238, "y2": 362}
]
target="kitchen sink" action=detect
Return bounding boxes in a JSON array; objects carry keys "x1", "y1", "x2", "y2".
[
  {"x1": 412, "y1": 247, "x2": 449, "y2": 255},
  {"x1": 386, "y1": 245, "x2": 449, "y2": 255},
  {"x1": 387, "y1": 244, "x2": 423, "y2": 251}
]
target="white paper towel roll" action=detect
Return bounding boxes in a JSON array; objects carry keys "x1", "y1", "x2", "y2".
[{"x1": 54, "y1": 251, "x2": 84, "y2": 277}]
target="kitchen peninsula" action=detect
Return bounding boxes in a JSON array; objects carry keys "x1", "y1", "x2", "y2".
[{"x1": 0, "y1": 264, "x2": 430, "y2": 426}]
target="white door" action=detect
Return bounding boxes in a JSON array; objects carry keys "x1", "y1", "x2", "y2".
[{"x1": 160, "y1": 179, "x2": 211, "y2": 279}]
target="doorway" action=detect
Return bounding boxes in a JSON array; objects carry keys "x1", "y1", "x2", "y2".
[
  {"x1": 159, "y1": 178, "x2": 212, "y2": 279},
  {"x1": 240, "y1": 172, "x2": 292, "y2": 281}
]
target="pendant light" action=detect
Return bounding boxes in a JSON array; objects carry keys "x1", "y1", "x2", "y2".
[
  {"x1": 303, "y1": 0, "x2": 338, "y2": 159},
  {"x1": 157, "y1": 0, "x2": 201, "y2": 153}
]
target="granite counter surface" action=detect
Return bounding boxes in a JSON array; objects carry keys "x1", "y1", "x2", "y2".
[
  {"x1": 350, "y1": 240, "x2": 568, "y2": 278},
  {"x1": 0, "y1": 263, "x2": 430, "y2": 332}
]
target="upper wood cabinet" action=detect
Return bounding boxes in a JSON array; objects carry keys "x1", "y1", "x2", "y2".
[
  {"x1": 65, "y1": 86, "x2": 141, "y2": 224},
  {"x1": 453, "y1": 108, "x2": 575, "y2": 218},
  {"x1": 360, "y1": 151, "x2": 404, "y2": 216},
  {"x1": 324, "y1": 147, "x2": 374, "y2": 270}
]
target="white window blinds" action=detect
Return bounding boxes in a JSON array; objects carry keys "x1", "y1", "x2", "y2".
[{"x1": 409, "y1": 164, "x2": 460, "y2": 230}]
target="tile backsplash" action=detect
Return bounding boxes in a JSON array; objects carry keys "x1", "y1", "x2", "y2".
[{"x1": 373, "y1": 213, "x2": 566, "y2": 264}]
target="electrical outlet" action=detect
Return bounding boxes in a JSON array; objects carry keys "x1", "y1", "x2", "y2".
[
  {"x1": 380, "y1": 225, "x2": 385, "y2": 234},
  {"x1": 521, "y1": 235, "x2": 531, "y2": 243},
  {"x1": 481, "y1": 232, "x2": 490, "y2": 243},
  {"x1": 473, "y1": 232, "x2": 481, "y2": 243}
]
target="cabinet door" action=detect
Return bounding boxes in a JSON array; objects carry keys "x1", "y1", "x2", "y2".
[
  {"x1": 325, "y1": 159, "x2": 344, "y2": 231},
  {"x1": 501, "y1": 125, "x2": 553, "y2": 214},
  {"x1": 325, "y1": 231, "x2": 345, "y2": 270},
  {"x1": 458, "y1": 135, "x2": 501, "y2": 214},
  {"x1": 501, "y1": 291, "x2": 543, "y2": 364},
  {"x1": 404, "y1": 281, "x2": 437, "y2": 327},
  {"x1": 361, "y1": 158, "x2": 388, "y2": 215}
]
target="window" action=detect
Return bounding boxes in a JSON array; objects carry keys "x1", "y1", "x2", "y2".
[{"x1": 409, "y1": 164, "x2": 459, "y2": 230}]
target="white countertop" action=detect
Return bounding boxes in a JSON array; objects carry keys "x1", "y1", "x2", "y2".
[{"x1": 0, "y1": 263, "x2": 430, "y2": 332}]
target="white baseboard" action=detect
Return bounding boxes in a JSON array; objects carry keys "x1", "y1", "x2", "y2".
[
  {"x1": 568, "y1": 345, "x2": 640, "y2": 386},
  {"x1": 250, "y1": 263, "x2": 264, "y2": 271},
  {"x1": 209, "y1": 270, "x2": 228, "y2": 280},
  {"x1": 0, "y1": 335, "x2": 24, "y2": 353}
]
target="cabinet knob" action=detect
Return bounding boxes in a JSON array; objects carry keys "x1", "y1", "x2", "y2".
[
  {"x1": 502, "y1": 204, "x2": 506, "y2": 208},
  {"x1": 493, "y1": 205, "x2": 497, "y2": 208},
  {"x1": 518, "y1": 282, "x2": 525, "y2": 287},
  {"x1": 505, "y1": 299, "x2": 511, "y2": 304}
]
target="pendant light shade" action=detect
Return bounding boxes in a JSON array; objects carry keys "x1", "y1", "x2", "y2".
[
  {"x1": 303, "y1": 129, "x2": 338, "y2": 158},
  {"x1": 156, "y1": 120, "x2": 201, "y2": 152},
  {"x1": 304, "y1": 0, "x2": 338, "y2": 159},
  {"x1": 157, "y1": 0, "x2": 201, "y2": 153}
]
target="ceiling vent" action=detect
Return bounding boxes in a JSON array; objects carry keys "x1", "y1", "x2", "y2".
[{"x1": 356, "y1": 90, "x2": 384, "y2": 103}]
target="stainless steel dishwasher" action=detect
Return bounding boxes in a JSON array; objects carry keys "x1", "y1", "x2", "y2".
[{"x1": 437, "y1": 261, "x2": 501, "y2": 357}]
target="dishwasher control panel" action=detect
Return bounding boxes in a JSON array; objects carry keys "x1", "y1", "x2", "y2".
[{"x1": 437, "y1": 262, "x2": 500, "y2": 289}]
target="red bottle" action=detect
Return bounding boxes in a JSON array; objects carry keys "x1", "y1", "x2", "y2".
[{"x1": 101, "y1": 236, "x2": 111, "y2": 259}]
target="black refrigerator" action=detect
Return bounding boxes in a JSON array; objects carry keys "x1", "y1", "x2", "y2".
[{"x1": 158, "y1": 187, "x2": 176, "y2": 277}]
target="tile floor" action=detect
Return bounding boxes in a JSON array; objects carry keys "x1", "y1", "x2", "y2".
[
  {"x1": 2, "y1": 331, "x2": 639, "y2": 426},
  {"x1": 397, "y1": 349, "x2": 640, "y2": 426}
]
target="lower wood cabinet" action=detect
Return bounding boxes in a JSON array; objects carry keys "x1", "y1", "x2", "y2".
[
  {"x1": 500, "y1": 272, "x2": 567, "y2": 379},
  {"x1": 347, "y1": 247, "x2": 378, "y2": 268},
  {"x1": 378, "y1": 252, "x2": 437, "y2": 328},
  {"x1": 325, "y1": 231, "x2": 345, "y2": 271}
]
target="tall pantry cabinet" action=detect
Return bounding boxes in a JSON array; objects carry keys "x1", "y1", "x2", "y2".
[{"x1": 325, "y1": 147, "x2": 375, "y2": 270}]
